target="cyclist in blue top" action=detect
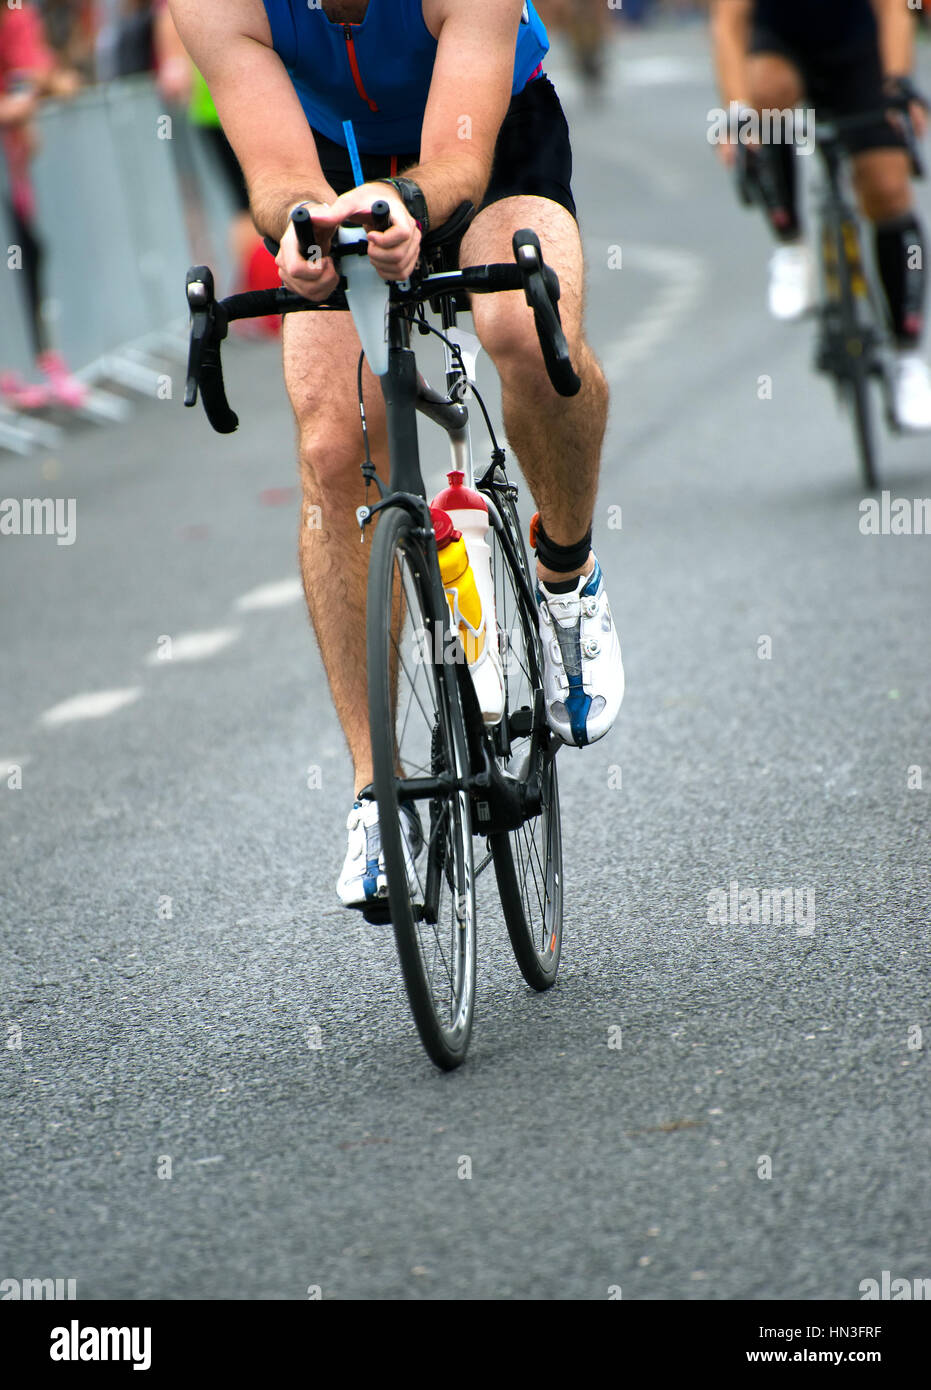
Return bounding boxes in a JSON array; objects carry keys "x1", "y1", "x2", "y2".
[{"x1": 168, "y1": 0, "x2": 625, "y2": 909}]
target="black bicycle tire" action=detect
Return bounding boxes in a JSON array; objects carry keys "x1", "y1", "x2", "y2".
[
  {"x1": 845, "y1": 361, "x2": 878, "y2": 490},
  {"x1": 831, "y1": 212, "x2": 880, "y2": 489},
  {"x1": 485, "y1": 488, "x2": 564, "y2": 990},
  {"x1": 367, "y1": 504, "x2": 476, "y2": 1070}
]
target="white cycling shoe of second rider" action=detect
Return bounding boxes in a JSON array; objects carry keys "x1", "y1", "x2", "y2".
[
  {"x1": 336, "y1": 796, "x2": 423, "y2": 908},
  {"x1": 768, "y1": 242, "x2": 816, "y2": 321},
  {"x1": 891, "y1": 350, "x2": 931, "y2": 431},
  {"x1": 536, "y1": 556, "x2": 624, "y2": 748}
]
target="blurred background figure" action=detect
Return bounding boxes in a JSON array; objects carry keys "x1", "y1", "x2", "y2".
[
  {"x1": 534, "y1": 0, "x2": 617, "y2": 94},
  {"x1": 0, "y1": 1, "x2": 87, "y2": 410},
  {"x1": 710, "y1": 0, "x2": 931, "y2": 431},
  {"x1": 153, "y1": 0, "x2": 279, "y2": 331},
  {"x1": 37, "y1": 1, "x2": 97, "y2": 84},
  {"x1": 94, "y1": 0, "x2": 155, "y2": 82}
]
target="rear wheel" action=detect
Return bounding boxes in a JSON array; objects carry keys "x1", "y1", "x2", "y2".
[
  {"x1": 485, "y1": 486, "x2": 564, "y2": 990},
  {"x1": 367, "y1": 505, "x2": 476, "y2": 1070}
]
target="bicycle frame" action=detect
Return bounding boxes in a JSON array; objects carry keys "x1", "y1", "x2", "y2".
[
  {"x1": 812, "y1": 122, "x2": 898, "y2": 426},
  {"x1": 378, "y1": 283, "x2": 474, "y2": 505}
]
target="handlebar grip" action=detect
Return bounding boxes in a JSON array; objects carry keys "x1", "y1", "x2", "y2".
[
  {"x1": 512, "y1": 228, "x2": 581, "y2": 398},
  {"x1": 370, "y1": 198, "x2": 392, "y2": 233},
  {"x1": 199, "y1": 342, "x2": 239, "y2": 434},
  {"x1": 291, "y1": 205, "x2": 318, "y2": 260}
]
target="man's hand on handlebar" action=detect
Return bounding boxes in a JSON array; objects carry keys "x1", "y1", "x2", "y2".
[
  {"x1": 276, "y1": 203, "x2": 341, "y2": 302},
  {"x1": 319, "y1": 183, "x2": 421, "y2": 282},
  {"x1": 884, "y1": 75, "x2": 929, "y2": 141}
]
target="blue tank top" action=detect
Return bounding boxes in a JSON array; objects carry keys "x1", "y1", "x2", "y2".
[{"x1": 261, "y1": 0, "x2": 549, "y2": 154}]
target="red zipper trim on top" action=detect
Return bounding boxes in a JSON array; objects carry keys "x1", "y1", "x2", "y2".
[{"x1": 342, "y1": 24, "x2": 378, "y2": 112}]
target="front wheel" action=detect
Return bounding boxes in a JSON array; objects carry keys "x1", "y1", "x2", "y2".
[
  {"x1": 367, "y1": 504, "x2": 476, "y2": 1070},
  {"x1": 843, "y1": 350, "x2": 878, "y2": 491}
]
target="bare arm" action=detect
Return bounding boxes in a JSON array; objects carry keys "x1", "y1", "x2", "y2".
[
  {"x1": 278, "y1": 0, "x2": 523, "y2": 296},
  {"x1": 710, "y1": 0, "x2": 753, "y2": 107},
  {"x1": 394, "y1": 0, "x2": 523, "y2": 225},
  {"x1": 870, "y1": 0, "x2": 916, "y2": 77},
  {"x1": 154, "y1": 2, "x2": 193, "y2": 106},
  {"x1": 166, "y1": 0, "x2": 336, "y2": 240}
]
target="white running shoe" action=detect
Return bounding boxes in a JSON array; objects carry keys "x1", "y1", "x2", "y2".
[
  {"x1": 536, "y1": 558, "x2": 624, "y2": 748},
  {"x1": 891, "y1": 351, "x2": 931, "y2": 431},
  {"x1": 336, "y1": 796, "x2": 423, "y2": 908},
  {"x1": 767, "y1": 243, "x2": 815, "y2": 320}
]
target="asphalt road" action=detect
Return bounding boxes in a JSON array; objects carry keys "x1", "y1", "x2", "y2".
[{"x1": 2, "y1": 23, "x2": 930, "y2": 1301}]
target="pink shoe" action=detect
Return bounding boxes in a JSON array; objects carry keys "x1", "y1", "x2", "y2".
[
  {"x1": 0, "y1": 370, "x2": 51, "y2": 410},
  {"x1": 37, "y1": 351, "x2": 88, "y2": 409}
]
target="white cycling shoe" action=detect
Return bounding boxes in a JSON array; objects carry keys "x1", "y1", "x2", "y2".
[
  {"x1": 536, "y1": 557, "x2": 624, "y2": 748},
  {"x1": 336, "y1": 796, "x2": 423, "y2": 908},
  {"x1": 768, "y1": 243, "x2": 816, "y2": 320},
  {"x1": 891, "y1": 351, "x2": 931, "y2": 431}
]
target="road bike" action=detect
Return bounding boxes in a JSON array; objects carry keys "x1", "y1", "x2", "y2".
[
  {"x1": 737, "y1": 99, "x2": 924, "y2": 489},
  {"x1": 183, "y1": 200, "x2": 579, "y2": 1069}
]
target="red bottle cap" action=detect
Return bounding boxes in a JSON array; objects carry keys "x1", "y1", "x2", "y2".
[
  {"x1": 429, "y1": 506, "x2": 461, "y2": 548},
  {"x1": 431, "y1": 469, "x2": 487, "y2": 513}
]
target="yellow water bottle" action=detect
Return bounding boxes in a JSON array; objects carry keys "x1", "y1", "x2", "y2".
[{"x1": 431, "y1": 508, "x2": 485, "y2": 665}]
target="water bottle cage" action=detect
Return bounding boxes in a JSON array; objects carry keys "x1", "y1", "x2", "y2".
[{"x1": 443, "y1": 584, "x2": 486, "y2": 664}]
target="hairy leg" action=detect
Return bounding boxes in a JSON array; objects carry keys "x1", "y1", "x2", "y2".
[
  {"x1": 747, "y1": 51, "x2": 804, "y2": 112},
  {"x1": 852, "y1": 147, "x2": 912, "y2": 220},
  {"x1": 461, "y1": 195, "x2": 608, "y2": 582},
  {"x1": 283, "y1": 310, "x2": 386, "y2": 796},
  {"x1": 853, "y1": 147, "x2": 925, "y2": 345},
  {"x1": 747, "y1": 53, "x2": 805, "y2": 241}
]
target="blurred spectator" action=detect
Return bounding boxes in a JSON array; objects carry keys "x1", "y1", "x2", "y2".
[
  {"x1": 95, "y1": 0, "x2": 155, "y2": 82},
  {"x1": 0, "y1": 1, "x2": 86, "y2": 409},
  {"x1": 37, "y1": 2, "x2": 96, "y2": 83},
  {"x1": 154, "y1": 1, "x2": 279, "y2": 327}
]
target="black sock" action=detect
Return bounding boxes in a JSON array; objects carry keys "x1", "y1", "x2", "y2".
[
  {"x1": 754, "y1": 141, "x2": 800, "y2": 242},
  {"x1": 874, "y1": 212, "x2": 926, "y2": 346},
  {"x1": 541, "y1": 574, "x2": 585, "y2": 594}
]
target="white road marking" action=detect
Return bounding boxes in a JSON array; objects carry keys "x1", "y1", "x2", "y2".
[
  {"x1": 40, "y1": 688, "x2": 142, "y2": 727},
  {"x1": 599, "y1": 243, "x2": 706, "y2": 385},
  {"x1": 618, "y1": 56, "x2": 709, "y2": 87},
  {"x1": 233, "y1": 578, "x2": 304, "y2": 612},
  {"x1": 0, "y1": 755, "x2": 30, "y2": 778},
  {"x1": 145, "y1": 628, "x2": 241, "y2": 665}
]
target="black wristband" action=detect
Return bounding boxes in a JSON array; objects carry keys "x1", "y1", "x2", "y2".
[{"x1": 380, "y1": 176, "x2": 430, "y2": 233}]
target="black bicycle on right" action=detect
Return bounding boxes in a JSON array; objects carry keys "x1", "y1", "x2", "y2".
[
  {"x1": 183, "y1": 200, "x2": 577, "y2": 1069},
  {"x1": 738, "y1": 97, "x2": 925, "y2": 489}
]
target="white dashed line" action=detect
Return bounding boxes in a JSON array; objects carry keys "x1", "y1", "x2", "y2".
[
  {"x1": 40, "y1": 688, "x2": 143, "y2": 727},
  {"x1": 600, "y1": 243, "x2": 706, "y2": 385},
  {"x1": 618, "y1": 56, "x2": 709, "y2": 87},
  {"x1": 233, "y1": 578, "x2": 303, "y2": 612},
  {"x1": 145, "y1": 628, "x2": 241, "y2": 665}
]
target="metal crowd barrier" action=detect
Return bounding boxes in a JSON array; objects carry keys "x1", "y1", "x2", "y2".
[
  {"x1": 0, "y1": 152, "x2": 60, "y2": 453},
  {"x1": 1, "y1": 76, "x2": 239, "y2": 453}
]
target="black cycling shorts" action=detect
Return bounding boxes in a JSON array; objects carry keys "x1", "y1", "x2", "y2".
[
  {"x1": 749, "y1": 26, "x2": 905, "y2": 154},
  {"x1": 200, "y1": 125, "x2": 251, "y2": 212},
  {"x1": 310, "y1": 73, "x2": 577, "y2": 225}
]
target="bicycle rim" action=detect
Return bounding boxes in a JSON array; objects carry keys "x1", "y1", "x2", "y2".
[
  {"x1": 367, "y1": 505, "x2": 476, "y2": 1069},
  {"x1": 486, "y1": 490, "x2": 564, "y2": 990}
]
